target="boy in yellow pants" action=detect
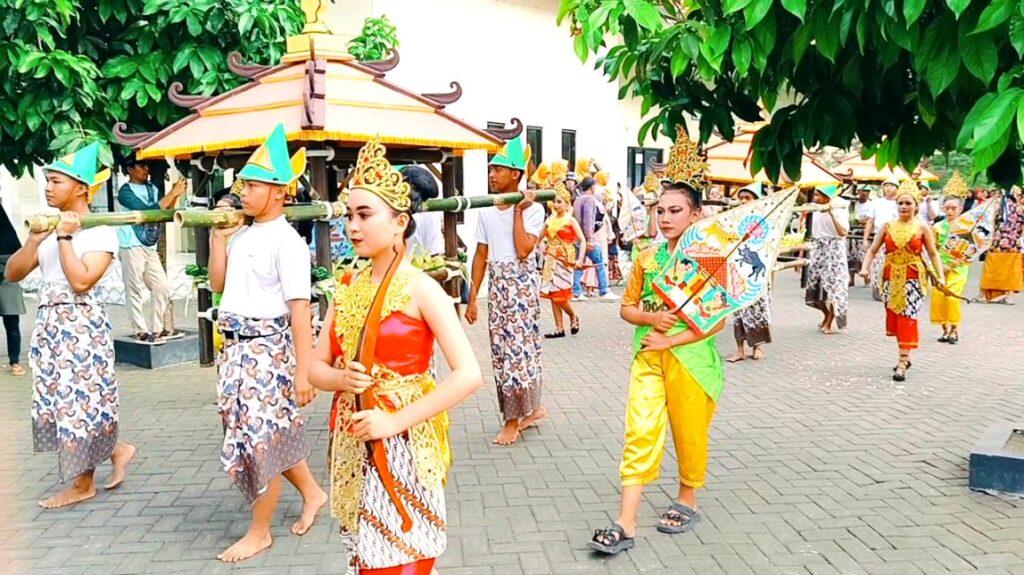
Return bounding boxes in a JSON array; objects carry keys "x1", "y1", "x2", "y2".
[
  {"x1": 589, "y1": 181, "x2": 725, "y2": 554},
  {"x1": 931, "y1": 196, "x2": 969, "y2": 343}
]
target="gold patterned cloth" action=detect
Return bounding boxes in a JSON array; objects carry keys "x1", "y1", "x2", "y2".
[
  {"x1": 884, "y1": 220, "x2": 926, "y2": 315},
  {"x1": 328, "y1": 266, "x2": 451, "y2": 536}
]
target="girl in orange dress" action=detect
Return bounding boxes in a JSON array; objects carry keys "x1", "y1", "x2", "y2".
[
  {"x1": 308, "y1": 139, "x2": 483, "y2": 575},
  {"x1": 860, "y1": 184, "x2": 944, "y2": 381},
  {"x1": 540, "y1": 183, "x2": 586, "y2": 338}
]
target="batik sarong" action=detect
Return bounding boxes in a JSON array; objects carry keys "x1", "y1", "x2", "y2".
[
  {"x1": 31, "y1": 283, "x2": 118, "y2": 482},
  {"x1": 733, "y1": 289, "x2": 772, "y2": 347},
  {"x1": 805, "y1": 236, "x2": 849, "y2": 329},
  {"x1": 486, "y1": 259, "x2": 543, "y2": 421},
  {"x1": 216, "y1": 312, "x2": 308, "y2": 502}
]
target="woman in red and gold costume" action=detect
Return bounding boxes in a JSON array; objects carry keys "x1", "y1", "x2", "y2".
[
  {"x1": 860, "y1": 181, "x2": 944, "y2": 382},
  {"x1": 309, "y1": 139, "x2": 483, "y2": 575},
  {"x1": 536, "y1": 164, "x2": 586, "y2": 338}
]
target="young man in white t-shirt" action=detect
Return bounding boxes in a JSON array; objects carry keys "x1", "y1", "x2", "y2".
[
  {"x1": 208, "y1": 124, "x2": 325, "y2": 563},
  {"x1": 863, "y1": 179, "x2": 900, "y2": 300},
  {"x1": 5, "y1": 142, "x2": 136, "y2": 509},
  {"x1": 466, "y1": 136, "x2": 546, "y2": 446}
]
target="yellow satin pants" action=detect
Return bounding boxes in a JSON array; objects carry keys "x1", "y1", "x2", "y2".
[
  {"x1": 930, "y1": 267, "x2": 968, "y2": 327},
  {"x1": 619, "y1": 349, "x2": 716, "y2": 488}
]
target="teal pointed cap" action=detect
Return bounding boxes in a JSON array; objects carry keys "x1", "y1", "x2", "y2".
[
  {"x1": 819, "y1": 185, "x2": 839, "y2": 199},
  {"x1": 488, "y1": 135, "x2": 528, "y2": 171},
  {"x1": 44, "y1": 142, "x2": 111, "y2": 188},
  {"x1": 236, "y1": 124, "x2": 306, "y2": 191}
]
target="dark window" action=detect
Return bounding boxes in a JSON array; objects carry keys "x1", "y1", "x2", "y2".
[
  {"x1": 626, "y1": 147, "x2": 664, "y2": 189},
  {"x1": 526, "y1": 125, "x2": 543, "y2": 169},
  {"x1": 486, "y1": 121, "x2": 504, "y2": 164},
  {"x1": 561, "y1": 129, "x2": 576, "y2": 167}
]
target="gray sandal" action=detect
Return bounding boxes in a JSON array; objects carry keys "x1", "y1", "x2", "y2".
[
  {"x1": 657, "y1": 502, "x2": 701, "y2": 534},
  {"x1": 588, "y1": 523, "x2": 635, "y2": 555}
]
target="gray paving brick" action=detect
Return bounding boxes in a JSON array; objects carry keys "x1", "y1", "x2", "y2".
[{"x1": 4, "y1": 267, "x2": 1024, "y2": 572}]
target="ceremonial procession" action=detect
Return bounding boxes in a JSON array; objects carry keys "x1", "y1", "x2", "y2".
[{"x1": 2, "y1": 1, "x2": 1024, "y2": 574}]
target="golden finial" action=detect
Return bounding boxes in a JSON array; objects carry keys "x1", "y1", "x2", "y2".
[
  {"x1": 663, "y1": 125, "x2": 708, "y2": 191},
  {"x1": 349, "y1": 138, "x2": 411, "y2": 211},
  {"x1": 943, "y1": 171, "x2": 969, "y2": 198}
]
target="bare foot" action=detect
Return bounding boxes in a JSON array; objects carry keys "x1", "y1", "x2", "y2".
[
  {"x1": 726, "y1": 352, "x2": 745, "y2": 363},
  {"x1": 518, "y1": 406, "x2": 548, "y2": 432},
  {"x1": 218, "y1": 531, "x2": 272, "y2": 563},
  {"x1": 39, "y1": 484, "x2": 96, "y2": 509},
  {"x1": 492, "y1": 421, "x2": 521, "y2": 446},
  {"x1": 751, "y1": 347, "x2": 765, "y2": 360},
  {"x1": 105, "y1": 443, "x2": 137, "y2": 490},
  {"x1": 291, "y1": 488, "x2": 327, "y2": 536},
  {"x1": 822, "y1": 327, "x2": 839, "y2": 335}
]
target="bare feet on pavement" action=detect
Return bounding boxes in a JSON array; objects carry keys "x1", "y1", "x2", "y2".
[
  {"x1": 292, "y1": 488, "x2": 328, "y2": 536},
  {"x1": 218, "y1": 530, "x2": 272, "y2": 563},
  {"x1": 105, "y1": 442, "x2": 136, "y2": 489},
  {"x1": 493, "y1": 421, "x2": 521, "y2": 445},
  {"x1": 39, "y1": 483, "x2": 96, "y2": 509},
  {"x1": 518, "y1": 406, "x2": 548, "y2": 432}
]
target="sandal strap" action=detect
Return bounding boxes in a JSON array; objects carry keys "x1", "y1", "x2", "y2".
[{"x1": 592, "y1": 523, "x2": 625, "y2": 545}]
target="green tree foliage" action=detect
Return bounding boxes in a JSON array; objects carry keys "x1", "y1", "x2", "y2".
[
  {"x1": 559, "y1": 0, "x2": 1024, "y2": 188},
  {"x1": 0, "y1": 0, "x2": 305, "y2": 176},
  {"x1": 346, "y1": 14, "x2": 399, "y2": 62}
]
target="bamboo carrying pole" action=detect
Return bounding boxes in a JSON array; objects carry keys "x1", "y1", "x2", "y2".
[
  {"x1": 26, "y1": 191, "x2": 558, "y2": 231},
  {"x1": 25, "y1": 209, "x2": 179, "y2": 232},
  {"x1": 174, "y1": 201, "x2": 348, "y2": 228}
]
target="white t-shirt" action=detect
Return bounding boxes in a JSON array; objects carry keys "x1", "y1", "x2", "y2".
[
  {"x1": 870, "y1": 198, "x2": 899, "y2": 237},
  {"x1": 474, "y1": 204, "x2": 545, "y2": 262},
  {"x1": 918, "y1": 197, "x2": 939, "y2": 225},
  {"x1": 38, "y1": 226, "x2": 118, "y2": 286},
  {"x1": 219, "y1": 216, "x2": 311, "y2": 319},
  {"x1": 410, "y1": 211, "x2": 444, "y2": 255},
  {"x1": 855, "y1": 199, "x2": 874, "y2": 222},
  {"x1": 812, "y1": 206, "x2": 850, "y2": 239}
]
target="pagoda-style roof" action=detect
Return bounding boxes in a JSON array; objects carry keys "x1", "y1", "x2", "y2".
[
  {"x1": 831, "y1": 155, "x2": 939, "y2": 183},
  {"x1": 114, "y1": 3, "x2": 510, "y2": 160},
  {"x1": 702, "y1": 124, "x2": 840, "y2": 188}
]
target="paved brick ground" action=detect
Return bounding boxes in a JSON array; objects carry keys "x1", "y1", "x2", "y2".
[{"x1": 1, "y1": 263, "x2": 1023, "y2": 574}]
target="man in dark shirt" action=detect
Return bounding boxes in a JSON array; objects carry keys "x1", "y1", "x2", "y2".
[{"x1": 572, "y1": 177, "x2": 617, "y2": 300}]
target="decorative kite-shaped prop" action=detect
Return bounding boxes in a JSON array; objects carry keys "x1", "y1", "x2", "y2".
[
  {"x1": 939, "y1": 198, "x2": 998, "y2": 267},
  {"x1": 652, "y1": 188, "x2": 799, "y2": 335}
]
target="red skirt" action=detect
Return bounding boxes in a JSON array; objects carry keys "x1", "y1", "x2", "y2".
[
  {"x1": 885, "y1": 309, "x2": 918, "y2": 350},
  {"x1": 361, "y1": 559, "x2": 436, "y2": 575},
  {"x1": 540, "y1": 287, "x2": 572, "y2": 304}
]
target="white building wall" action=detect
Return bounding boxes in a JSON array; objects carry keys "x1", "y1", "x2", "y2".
[{"x1": 324, "y1": 0, "x2": 670, "y2": 255}]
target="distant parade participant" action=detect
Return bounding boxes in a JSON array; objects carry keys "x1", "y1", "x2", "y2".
[
  {"x1": 5, "y1": 143, "x2": 135, "y2": 508},
  {"x1": 727, "y1": 184, "x2": 772, "y2": 361},
  {"x1": 466, "y1": 136, "x2": 547, "y2": 445},
  {"x1": 309, "y1": 137, "x2": 482, "y2": 575},
  {"x1": 863, "y1": 178, "x2": 900, "y2": 300},
  {"x1": 209, "y1": 124, "x2": 325, "y2": 562},
  {"x1": 804, "y1": 186, "x2": 850, "y2": 334},
  {"x1": 860, "y1": 181, "x2": 945, "y2": 382},
  {"x1": 931, "y1": 195, "x2": 968, "y2": 343}
]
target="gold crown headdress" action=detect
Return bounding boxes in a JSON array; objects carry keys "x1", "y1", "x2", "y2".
[
  {"x1": 642, "y1": 170, "x2": 661, "y2": 194},
  {"x1": 896, "y1": 178, "x2": 921, "y2": 202},
  {"x1": 348, "y1": 138, "x2": 411, "y2": 211},
  {"x1": 664, "y1": 125, "x2": 708, "y2": 191},
  {"x1": 943, "y1": 171, "x2": 969, "y2": 198}
]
